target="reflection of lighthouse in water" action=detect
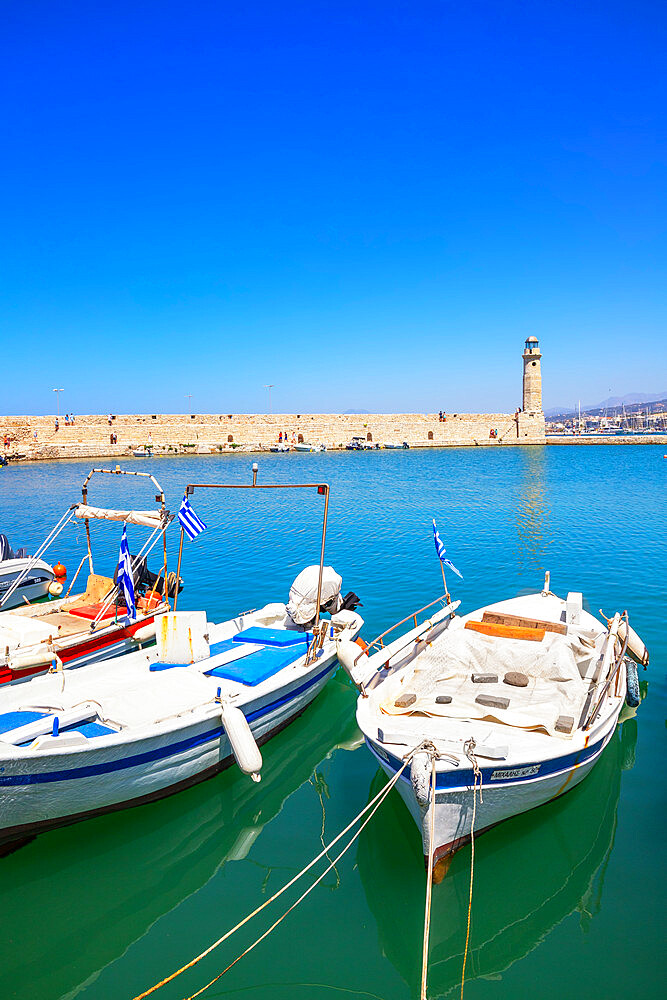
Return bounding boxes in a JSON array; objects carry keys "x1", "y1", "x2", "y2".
[
  {"x1": 357, "y1": 718, "x2": 637, "y2": 996},
  {"x1": 516, "y1": 445, "x2": 550, "y2": 579}
]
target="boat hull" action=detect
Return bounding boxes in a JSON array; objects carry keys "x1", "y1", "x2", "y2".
[
  {"x1": 0, "y1": 611, "x2": 163, "y2": 686},
  {"x1": 0, "y1": 559, "x2": 55, "y2": 610},
  {"x1": 0, "y1": 653, "x2": 338, "y2": 847},
  {"x1": 368, "y1": 717, "x2": 618, "y2": 867}
]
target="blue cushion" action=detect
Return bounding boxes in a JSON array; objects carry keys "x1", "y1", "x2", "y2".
[
  {"x1": 72, "y1": 721, "x2": 116, "y2": 738},
  {"x1": 0, "y1": 710, "x2": 47, "y2": 734},
  {"x1": 232, "y1": 627, "x2": 310, "y2": 648},
  {"x1": 206, "y1": 644, "x2": 306, "y2": 685}
]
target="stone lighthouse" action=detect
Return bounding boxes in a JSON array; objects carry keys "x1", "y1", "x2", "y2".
[{"x1": 522, "y1": 336, "x2": 542, "y2": 414}]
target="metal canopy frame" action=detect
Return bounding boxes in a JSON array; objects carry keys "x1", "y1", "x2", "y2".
[
  {"x1": 79, "y1": 466, "x2": 170, "y2": 584},
  {"x1": 173, "y1": 465, "x2": 330, "y2": 632}
]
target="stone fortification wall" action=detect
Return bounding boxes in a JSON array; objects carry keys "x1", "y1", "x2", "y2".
[{"x1": 1, "y1": 410, "x2": 546, "y2": 461}]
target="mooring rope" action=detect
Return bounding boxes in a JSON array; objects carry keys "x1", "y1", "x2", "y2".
[
  {"x1": 131, "y1": 750, "x2": 418, "y2": 1000},
  {"x1": 460, "y1": 739, "x2": 483, "y2": 999},
  {"x1": 182, "y1": 761, "x2": 410, "y2": 1000},
  {"x1": 420, "y1": 752, "x2": 438, "y2": 1000}
]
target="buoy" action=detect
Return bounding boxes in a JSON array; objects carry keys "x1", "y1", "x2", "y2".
[
  {"x1": 48, "y1": 580, "x2": 63, "y2": 597},
  {"x1": 53, "y1": 562, "x2": 67, "y2": 579},
  {"x1": 355, "y1": 636, "x2": 369, "y2": 652},
  {"x1": 219, "y1": 701, "x2": 263, "y2": 781},
  {"x1": 625, "y1": 660, "x2": 641, "y2": 708}
]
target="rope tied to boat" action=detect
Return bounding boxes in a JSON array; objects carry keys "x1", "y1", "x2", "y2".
[
  {"x1": 420, "y1": 748, "x2": 438, "y2": 1000},
  {"x1": 130, "y1": 746, "x2": 424, "y2": 1000},
  {"x1": 460, "y1": 738, "x2": 483, "y2": 999}
]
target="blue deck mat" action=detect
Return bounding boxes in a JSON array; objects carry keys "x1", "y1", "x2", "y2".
[
  {"x1": 0, "y1": 710, "x2": 47, "y2": 734},
  {"x1": 232, "y1": 627, "x2": 311, "y2": 648},
  {"x1": 206, "y1": 643, "x2": 306, "y2": 685},
  {"x1": 0, "y1": 710, "x2": 114, "y2": 743}
]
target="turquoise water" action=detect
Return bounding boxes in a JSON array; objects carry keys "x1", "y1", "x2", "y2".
[{"x1": 0, "y1": 445, "x2": 664, "y2": 1000}]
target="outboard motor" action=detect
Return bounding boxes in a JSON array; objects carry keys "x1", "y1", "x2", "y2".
[{"x1": 286, "y1": 565, "x2": 350, "y2": 629}]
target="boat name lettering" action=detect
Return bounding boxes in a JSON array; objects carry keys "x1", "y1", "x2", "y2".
[{"x1": 490, "y1": 764, "x2": 540, "y2": 780}]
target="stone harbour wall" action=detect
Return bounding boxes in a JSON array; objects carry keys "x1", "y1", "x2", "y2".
[{"x1": 0, "y1": 410, "x2": 547, "y2": 461}]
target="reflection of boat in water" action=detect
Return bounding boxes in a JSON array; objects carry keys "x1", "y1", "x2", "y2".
[
  {"x1": 357, "y1": 718, "x2": 637, "y2": 995},
  {"x1": 0, "y1": 676, "x2": 360, "y2": 1000}
]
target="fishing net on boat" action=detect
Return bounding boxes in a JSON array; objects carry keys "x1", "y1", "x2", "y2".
[{"x1": 379, "y1": 627, "x2": 590, "y2": 738}]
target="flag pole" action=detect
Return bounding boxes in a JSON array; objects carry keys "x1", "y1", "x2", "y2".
[
  {"x1": 439, "y1": 560, "x2": 451, "y2": 604},
  {"x1": 174, "y1": 526, "x2": 185, "y2": 611}
]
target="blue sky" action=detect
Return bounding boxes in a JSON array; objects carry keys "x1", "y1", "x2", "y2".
[{"x1": 1, "y1": 1, "x2": 665, "y2": 415}]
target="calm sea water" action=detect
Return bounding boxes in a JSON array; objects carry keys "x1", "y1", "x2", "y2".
[{"x1": 0, "y1": 445, "x2": 664, "y2": 1000}]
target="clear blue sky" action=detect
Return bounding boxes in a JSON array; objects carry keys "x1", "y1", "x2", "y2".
[{"x1": 1, "y1": 1, "x2": 665, "y2": 415}]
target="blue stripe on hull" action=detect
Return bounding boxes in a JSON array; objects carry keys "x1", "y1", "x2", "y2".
[
  {"x1": 0, "y1": 659, "x2": 337, "y2": 786},
  {"x1": 367, "y1": 733, "x2": 608, "y2": 791}
]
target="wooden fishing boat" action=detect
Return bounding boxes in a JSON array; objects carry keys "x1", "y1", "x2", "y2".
[
  {"x1": 338, "y1": 574, "x2": 648, "y2": 878},
  {"x1": 0, "y1": 467, "x2": 180, "y2": 684}
]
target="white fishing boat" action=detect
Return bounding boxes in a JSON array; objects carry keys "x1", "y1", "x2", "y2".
[
  {"x1": 338, "y1": 574, "x2": 648, "y2": 878},
  {"x1": 269, "y1": 443, "x2": 291, "y2": 452},
  {"x1": 132, "y1": 446, "x2": 153, "y2": 458},
  {"x1": 0, "y1": 468, "x2": 363, "y2": 847},
  {"x1": 0, "y1": 468, "x2": 180, "y2": 685},
  {"x1": 0, "y1": 534, "x2": 56, "y2": 609}
]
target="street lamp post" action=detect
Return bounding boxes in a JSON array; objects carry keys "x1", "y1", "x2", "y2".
[
  {"x1": 263, "y1": 384, "x2": 274, "y2": 415},
  {"x1": 52, "y1": 388, "x2": 64, "y2": 417},
  {"x1": 185, "y1": 394, "x2": 193, "y2": 416}
]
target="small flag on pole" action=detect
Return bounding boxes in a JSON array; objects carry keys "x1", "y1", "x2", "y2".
[
  {"x1": 178, "y1": 495, "x2": 207, "y2": 540},
  {"x1": 432, "y1": 519, "x2": 463, "y2": 579},
  {"x1": 116, "y1": 523, "x2": 137, "y2": 621}
]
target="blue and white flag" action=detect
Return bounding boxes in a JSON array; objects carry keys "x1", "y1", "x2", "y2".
[
  {"x1": 432, "y1": 519, "x2": 463, "y2": 579},
  {"x1": 116, "y1": 523, "x2": 137, "y2": 621},
  {"x1": 178, "y1": 495, "x2": 207, "y2": 540}
]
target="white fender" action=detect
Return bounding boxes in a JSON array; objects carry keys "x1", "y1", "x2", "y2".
[
  {"x1": 618, "y1": 620, "x2": 649, "y2": 666},
  {"x1": 220, "y1": 701, "x2": 262, "y2": 781},
  {"x1": 410, "y1": 751, "x2": 433, "y2": 809},
  {"x1": 131, "y1": 623, "x2": 157, "y2": 644},
  {"x1": 48, "y1": 581, "x2": 64, "y2": 597},
  {"x1": 336, "y1": 638, "x2": 371, "y2": 688},
  {"x1": 9, "y1": 650, "x2": 56, "y2": 672}
]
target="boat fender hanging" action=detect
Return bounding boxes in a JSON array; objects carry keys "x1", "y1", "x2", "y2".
[
  {"x1": 53, "y1": 562, "x2": 67, "y2": 579},
  {"x1": 219, "y1": 701, "x2": 263, "y2": 782},
  {"x1": 336, "y1": 637, "x2": 371, "y2": 688},
  {"x1": 355, "y1": 637, "x2": 369, "y2": 653},
  {"x1": 48, "y1": 580, "x2": 64, "y2": 597},
  {"x1": 625, "y1": 660, "x2": 641, "y2": 708},
  {"x1": 411, "y1": 751, "x2": 433, "y2": 809},
  {"x1": 617, "y1": 621, "x2": 649, "y2": 667}
]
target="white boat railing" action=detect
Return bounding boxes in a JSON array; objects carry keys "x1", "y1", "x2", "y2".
[{"x1": 356, "y1": 594, "x2": 460, "y2": 669}]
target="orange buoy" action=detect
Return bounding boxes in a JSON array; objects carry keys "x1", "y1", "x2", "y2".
[
  {"x1": 52, "y1": 562, "x2": 67, "y2": 579},
  {"x1": 354, "y1": 636, "x2": 369, "y2": 652}
]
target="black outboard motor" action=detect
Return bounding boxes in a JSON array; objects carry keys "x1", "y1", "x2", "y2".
[{"x1": 340, "y1": 591, "x2": 362, "y2": 613}]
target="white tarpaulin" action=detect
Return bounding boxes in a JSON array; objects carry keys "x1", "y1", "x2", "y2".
[
  {"x1": 74, "y1": 505, "x2": 164, "y2": 529},
  {"x1": 287, "y1": 565, "x2": 342, "y2": 626},
  {"x1": 380, "y1": 627, "x2": 589, "y2": 738}
]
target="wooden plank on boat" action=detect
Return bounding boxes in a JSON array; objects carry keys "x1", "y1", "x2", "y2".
[
  {"x1": 465, "y1": 621, "x2": 546, "y2": 641},
  {"x1": 482, "y1": 611, "x2": 567, "y2": 635}
]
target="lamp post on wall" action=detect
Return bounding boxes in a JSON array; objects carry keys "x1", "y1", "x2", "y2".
[
  {"x1": 185, "y1": 394, "x2": 193, "y2": 416},
  {"x1": 263, "y1": 384, "x2": 274, "y2": 415},
  {"x1": 52, "y1": 388, "x2": 64, "y2": 417}
]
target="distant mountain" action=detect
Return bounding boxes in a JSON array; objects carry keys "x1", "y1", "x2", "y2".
[
  {"x1": 343, "y1": 408, "x2": 371, "y2": 415},
  {"x1": 545, "y1": 391, "x2": 667, "y2": 417}
]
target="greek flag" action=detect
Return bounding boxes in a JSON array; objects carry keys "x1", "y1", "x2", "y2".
[
  {"x1": 178, "y1": 495, "x2": 207, "y2": 540},
  {"x1": 432, "y1": 519, "x2": 463, "y2": 579},
  {"x1": 116, "y1": 523, "x2": 137, "y2": 621}
]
